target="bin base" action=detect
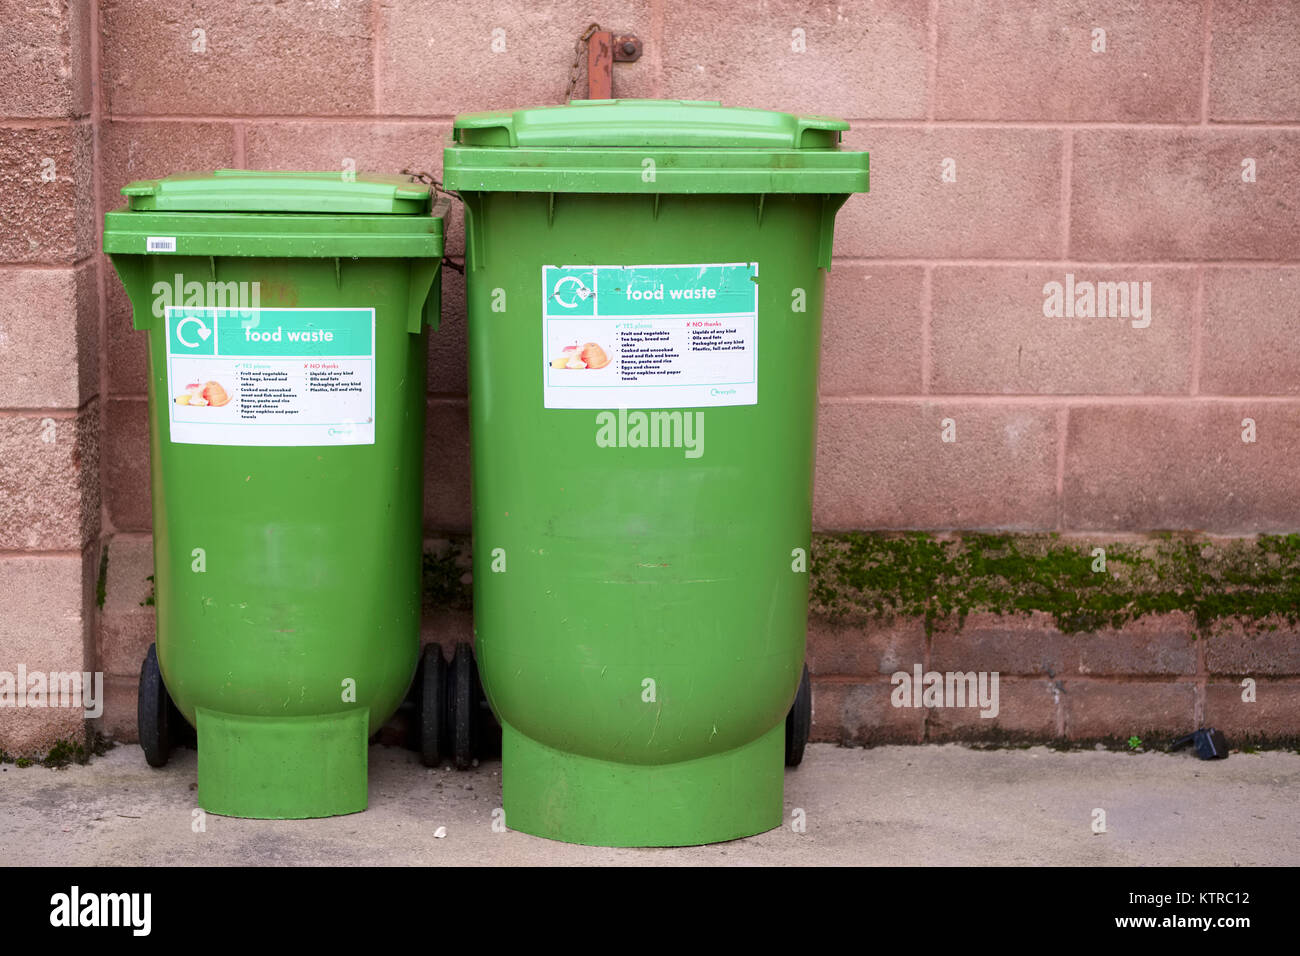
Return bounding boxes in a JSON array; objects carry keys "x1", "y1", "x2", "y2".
[
  {"x1": 196, "y1": 708, "x2": 369, "y2": 819},
  {"x1": 502, "y1": 723, "x2": 785, "y2": 847}
]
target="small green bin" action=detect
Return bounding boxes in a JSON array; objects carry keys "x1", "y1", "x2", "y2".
[{"x1": 103, "y1": 170, "x2": 448, "y2": 819}]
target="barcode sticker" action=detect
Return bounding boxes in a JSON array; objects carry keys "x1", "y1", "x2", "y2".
[{"x1": 147, "y1": 236, "x2": 177, "y2": 252}]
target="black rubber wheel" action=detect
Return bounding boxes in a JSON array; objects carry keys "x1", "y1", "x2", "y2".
[
  {"x1": 137, "y1": 644, "x2": 172, "y2": 768},
  {"x1": 449, "y1": 642, "x2": 477, "y2": 770},
  {"x1": 785, "y1": 663, "x2": 812, "y2": 768},
  {"x1": 417, "y1": 643, "x2": 446, "y2": 768}
]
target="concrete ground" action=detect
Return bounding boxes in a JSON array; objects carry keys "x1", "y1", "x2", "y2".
[{"x1": 2, "y1": 743, "x2": 1296, "y2": 866}]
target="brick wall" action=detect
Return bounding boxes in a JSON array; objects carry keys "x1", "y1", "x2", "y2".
[
  {"x1": 0, "y1": 0, "x2": 100, "y2": 754},
  {"x1": 3, "y1": 1, "x2": 1298, "y2": 753},
  {"x1": 93, "y1": 1, "x2": 1300, "y2": 533}
]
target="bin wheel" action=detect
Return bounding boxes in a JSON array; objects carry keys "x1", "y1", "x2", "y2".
[
  {"x1": 138, "y1": 644, "x2": 173, "y2": 768},
  {"x1": 449, "y1": 642, "x2": 477, "y2": 770},
  {"x1": 416, "y1": 643, "x2": 446, "y2": 768},
  {"x1": 785, "y1": 663, "x2": 812, "y2": 768}
]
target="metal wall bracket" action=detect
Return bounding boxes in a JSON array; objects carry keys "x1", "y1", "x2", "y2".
[{"x1": 587, "y1": 31, "x2": 642, "y2": 99}]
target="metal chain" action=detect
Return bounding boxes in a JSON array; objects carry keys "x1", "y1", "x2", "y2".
[
  {"x1": 563, "y1": 23, "x2": 601, "y2": 103},
  {"x1": 399, "y1": 168, "x2": 464, "y2": 272},
  {"x1": 400, "y1": 168, "x2": 458, "y2": 202}
]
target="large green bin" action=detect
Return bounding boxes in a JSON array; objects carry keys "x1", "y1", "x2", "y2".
[
  {"x1": 443, "y1": 99, "x2": 868, "y2": 846},
  {"x1": 103, "y1": 170, "x2": 448, "y2": 819}
]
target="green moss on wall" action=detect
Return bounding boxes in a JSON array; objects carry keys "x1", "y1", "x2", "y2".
[
  {"x1": 2, "y1": 732, "x2": 113, "y2": 769},
  {"x1": 423, "y1": 536, "x2": 473, "y2": 610},
  {"x1": 810, "y1": 532, "x2": 1300, "y2": 635}
]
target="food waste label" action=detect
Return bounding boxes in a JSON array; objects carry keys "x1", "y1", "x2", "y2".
[
  {"x1": 541, "y1": 263, "x2": 758, "y2": 409},
  {"x1": 164, "y1": 306, "x2": 375, "y2": 446}
]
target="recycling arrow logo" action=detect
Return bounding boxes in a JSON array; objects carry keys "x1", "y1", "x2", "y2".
[{"x1": 175, "y1": 315, "x2": 213, "y2": 349}]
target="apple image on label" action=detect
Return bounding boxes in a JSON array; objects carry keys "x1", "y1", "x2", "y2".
[
  {"x1": 550, "y1": 342, "x2": 611, "y2": 370},
  {"x1": 175, "y1": 380, "x2": 231, "y2": 407}
]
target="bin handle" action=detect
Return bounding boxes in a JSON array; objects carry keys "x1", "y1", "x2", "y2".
[
  {"x1": 817, "y1": 194, "x2": 850, "y2": 271},
  {"x1": 451, "y1": 112, "x2": 516, "y2": 147},
  {"x1": 793, "y1": 115, "x2": 847, "y2": 149},
  {"x1": 107, "y1": 254, "x2": 155, "y2": 331},
  {"x1": 407, "y1": 257, "x2": 443, "y2": 333}
]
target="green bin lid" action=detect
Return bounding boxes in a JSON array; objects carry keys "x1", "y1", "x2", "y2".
[
  {"x1": 103, "y1": 169, "x2": 447, "y2": 259},
  {"x1": 453, "y1": 99, "x2": 848, "y2": 149},
  {"x1": 120, "y1": 169, "x2": 434, "y2": 214},
  {"x1": 443, "y1": 99, "x2": 869, "y2": 195}
]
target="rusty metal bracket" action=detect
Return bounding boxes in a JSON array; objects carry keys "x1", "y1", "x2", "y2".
[
  {"x1": 585, "y1": 30, "x2": 641, "y2": 100},
  {"x1": 586, "y1": 31, "x2": 613, "y2": 99}
]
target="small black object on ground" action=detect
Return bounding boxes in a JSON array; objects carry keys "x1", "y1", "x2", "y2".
[{"x1": 1171, "y1": 727, "x2": 1229, "y2": 760}]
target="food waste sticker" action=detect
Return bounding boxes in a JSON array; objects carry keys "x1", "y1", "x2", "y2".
[
  {"x1": 164, "y1": 306, "x2": 375, "y2": 446},
  {"x1": 542, "y1": 262, "x2": 758, "y2": 409}
]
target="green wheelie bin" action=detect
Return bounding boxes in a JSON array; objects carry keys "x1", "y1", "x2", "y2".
[
  {"x1": 443, "y1": 99, "x2": 869, "y2": 846},
  {"x1": 103, "y1": 170, "x2": 449, "y2": 819}
]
